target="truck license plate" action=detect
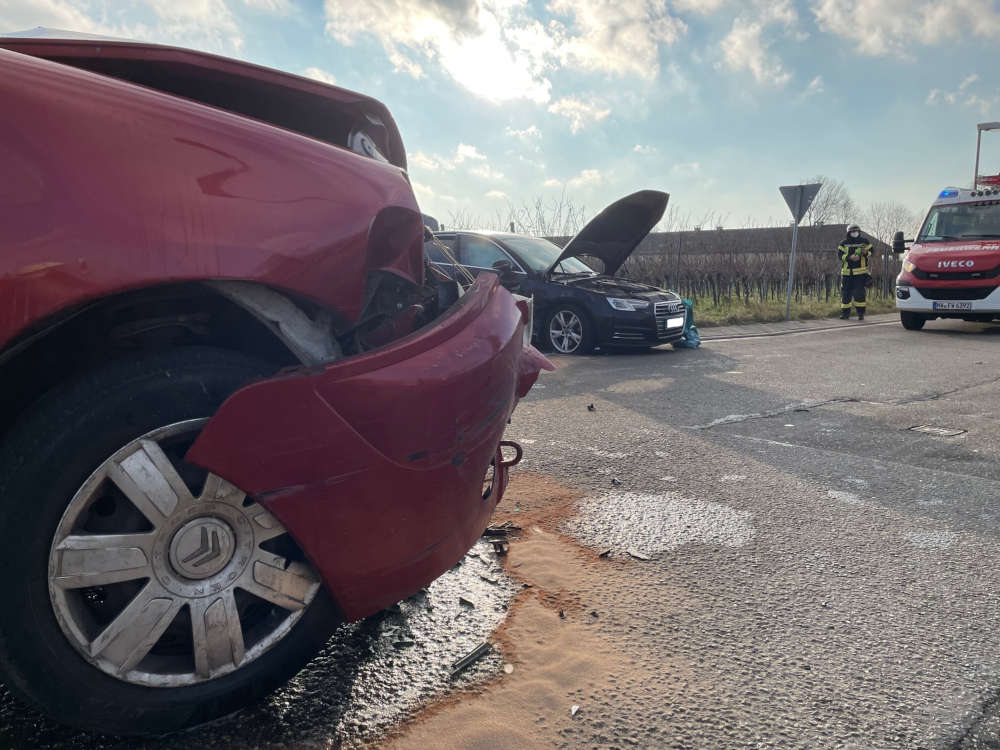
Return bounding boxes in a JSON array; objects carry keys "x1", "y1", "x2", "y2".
[{"x1": 932, "y1": 301, "x2": 973, "y2": 311}]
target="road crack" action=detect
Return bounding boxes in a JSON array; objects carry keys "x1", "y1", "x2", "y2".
[{"x1": 686, "y1": 397, "x2": 857, "y2": 430}]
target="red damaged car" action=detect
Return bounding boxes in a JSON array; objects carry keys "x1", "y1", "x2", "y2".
[{"x1": 0, "y1": 31, "x2": 549, "y2": 735}]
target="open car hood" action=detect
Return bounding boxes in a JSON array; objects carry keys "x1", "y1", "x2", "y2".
[{"x1": 547, "y1": 190, "x2": 668, "y2": 277}]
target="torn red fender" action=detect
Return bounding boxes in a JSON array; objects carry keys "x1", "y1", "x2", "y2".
[{"x1": 187, "y1": 274, "x2": 550, "y2": 621}]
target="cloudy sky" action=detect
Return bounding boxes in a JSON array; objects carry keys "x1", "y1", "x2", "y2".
[{"x1": 3, "y1": 0, "x2": 999, "y2": 228}]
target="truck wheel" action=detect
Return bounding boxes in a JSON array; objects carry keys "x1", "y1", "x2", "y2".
[
  {"x1": 545, "y1": 306, "x2": 595, "y2": 355},
  {"x1": 0, "y1": 347, "x2": 337, "y2": 735},
  {"x1": 900, "y1": 312, "x2": 926, "y2": 330}
]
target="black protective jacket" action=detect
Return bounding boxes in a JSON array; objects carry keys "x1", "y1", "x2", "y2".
[{"x1": 837, "y1": 233, "x2": 873, "y2": 276}]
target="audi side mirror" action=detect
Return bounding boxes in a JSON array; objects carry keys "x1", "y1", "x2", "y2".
[{"x1": 491, "y1": 259, "x2": 521, "y2": 289}]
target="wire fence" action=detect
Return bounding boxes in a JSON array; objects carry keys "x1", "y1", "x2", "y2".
[{"x1": 622, "y1": 250, "x2": 899, "y2": 305}]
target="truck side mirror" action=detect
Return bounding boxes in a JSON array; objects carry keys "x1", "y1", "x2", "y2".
[{"x1": 892, "y1": 231, "x2": 906, "y2": 254}]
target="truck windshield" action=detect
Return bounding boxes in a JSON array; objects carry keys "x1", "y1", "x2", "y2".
[{"x1": 918, "y1": 203, "x2": 1000, "y2": 241}]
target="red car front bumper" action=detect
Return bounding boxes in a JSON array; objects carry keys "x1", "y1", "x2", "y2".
[{"x1": 187, "y1": 274, "x2": 550, "y2": 621}]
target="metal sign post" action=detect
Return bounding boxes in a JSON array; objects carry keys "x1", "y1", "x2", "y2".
[
  {"x1": 779, "y1": 183, "x2": 822, "y2": 320},
  {"x1": 974, "y1": 122, "x2": 1000, "y2": 188}
]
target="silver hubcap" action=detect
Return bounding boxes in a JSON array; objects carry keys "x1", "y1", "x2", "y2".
[
  {"x1": 48, "y1": 419, "x2": 321, "y2": 687},
  {"x1": 549, "y1": 310, "x2": 583, "y2": 353}
]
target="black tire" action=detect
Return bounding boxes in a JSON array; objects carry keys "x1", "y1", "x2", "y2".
[
  {"x1": 544, "y1": 305, "x2": 596, "y2": 355},
  {"x1": 900, "y1": 311, "x2": 927, "y2": 330},
  {"x1": 0, "y1": 347, "x2": 338, "y2": 736}
]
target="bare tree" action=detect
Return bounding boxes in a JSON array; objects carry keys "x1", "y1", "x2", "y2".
[
  {"x1": 862, "y1": 201, "x2": 919, "y2": 245},
  {"x1": 803, "y1": 175, "x2": 857, "y2": 226}
]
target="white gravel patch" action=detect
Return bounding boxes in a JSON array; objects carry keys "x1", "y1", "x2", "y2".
[
  {"x1": 827, "y1": 489, "x2": 863, "y2": 505},
  {"x1": 905, "y1": 531, "x2": 958, "y2": 550},
  {"x1": 565, "y1": 492, "x2": 755, "y2": 558}
]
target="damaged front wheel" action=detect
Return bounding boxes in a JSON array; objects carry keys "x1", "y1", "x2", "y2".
[{"x1": 0, "y1": 348, "x2": 338, "y2": 735}]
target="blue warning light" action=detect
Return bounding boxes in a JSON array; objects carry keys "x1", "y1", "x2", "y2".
[{"x1": 938, "y1": 189, "x2": 959, "y2": 198}]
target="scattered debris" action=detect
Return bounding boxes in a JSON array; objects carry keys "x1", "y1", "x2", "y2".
[
  {"x1": 590, "y1": 610, "x2": 599, "y2": 618},
  {"x1": 450, "y1": 642, "x2": 492, "y2": 679},
  {"x1": 521, "y1": 582, "x2": 533, "y2": 589},
  {"x1": 483, "y1": 522, "x2": 520, "y2": 539},
  {"x1": 571, "y1": 705, "x2": 580, "y2": 717},
  {"x1": 558, "y1": 609, "x2": 565, "y2": 619},
  {"x1": 503, "y1": 663, "x2": 514, "y2": 675},
  {"x1": 587, "y1": 403, "x2": 596, "y2": 412},
  {"x1": 627, "y1": 549, "x2": 651, "y2": 561},
  {"x1": 611, "y1": 477, "x2": 622, "y2": 487},
  {"x1": 392, "y1": 640, "x2": 415, "y2": 649},
  {"x1": 459, "y1": 596, "x2": 476, "y2": 608},
  {"x1": 479, "y1": 574, "x2": 499, "y2": 585},
  {"x1": 598, "y1": 548, "x2": 612, "y2": 558},
  {"x1": 492, "y1": 541, "x2": 509, "y2": 556}
]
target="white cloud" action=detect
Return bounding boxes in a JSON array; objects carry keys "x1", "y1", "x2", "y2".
[
  {"x1": 486, "y1": 189, "x2": 508, "y2": 199},
  {"x1": 0, "y1": 0, "x2": 244, "y2": 53},
  {"x1": 411, "y1": 180, "x2": 435, "y2": 204},
  {"x1": 323, "y1": 0, "x2": 552, "y2": 102},
  {"x1": 455, "y1": 143, "x2": 487, "y2": 163},
  {"x1": 548, "y1": 0, "x2": 686, "y2": 80},
  {"x1": 409, "y1": 142, "x2": 494, "y2": 179},
  {"x1": 409, "y1": 151, "x2": 444, "y2": 171},
  {"x1": 812, "y1": 0, "x2": 1000, "y2": 58},
  {"x1": 543, "y1": 178, "x2": 563, "y2": 188},
  {"x1": 927, "y1": 76, "x2": 1000, "y2": 116},
  {"x1": 634, "y1": 144, "x2": 658, "y2": 154},
  {"x1": 0, "y1": 0, "x2": 105, "y2": 36},
  {"x1": 960, "y1": 73, "x2": 979, "y2": 90},
  {"x1": 718, "y1": 18, "x2": 791, "y2": 86},
  {"x1": 672, "y1": 0, "x2": 728, "y2": 12},
  {"x1": 469, "y1": 163, "x2": 505, "y2": 181},
  {"x1": 518, "y1": 154, "x2": 546, "y2": 169},
  {"x1": 803, "y1": 75, "x2": 824, "y2": 96},
  {"x1": 568, "y1": 168, "x2": 603, "y2": 188},
  {"x1": 322, "y1": 0, "x2": 688, "y2": 102},
  {"x1": 302, "y1": 66, "x2": 337, "y2": 85},
  {"x1": 548, "y1": 96, "x2": 611, "y2": 133},
  {"x1": 505, "y1": 125, "x2": 542, "y2": 140},
  {"x1": 242, "y1": 0, "x2": 292, "y2": 13},
  {"x1": 137, "y1": 0, "x2": 244, "y2": 52}
]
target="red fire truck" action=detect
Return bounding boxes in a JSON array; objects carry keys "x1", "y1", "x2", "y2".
[{"x1": 894, "y1": 122, "x2": 1000, "y2": 330}]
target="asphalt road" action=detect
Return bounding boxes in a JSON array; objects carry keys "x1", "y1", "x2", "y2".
[
  {"x1": 4, "y1": 315, "x2": 1000, "y2": 749},
  {"x1": 505, "y1": 315, "x2": 1000, "y2": 749}
]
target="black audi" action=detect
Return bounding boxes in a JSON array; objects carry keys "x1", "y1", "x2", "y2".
[{"x1": 427, "y1": 190, "x2": 686, "y2": 354}]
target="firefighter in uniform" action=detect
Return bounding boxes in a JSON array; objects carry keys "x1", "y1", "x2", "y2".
[{"x1": 837, "y1": 224, "x2": 872, "y2": 320}]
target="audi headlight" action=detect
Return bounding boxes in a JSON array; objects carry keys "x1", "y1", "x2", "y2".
[{"x1": 607, "y1": 297, "x2": 650, "y2": 311}]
